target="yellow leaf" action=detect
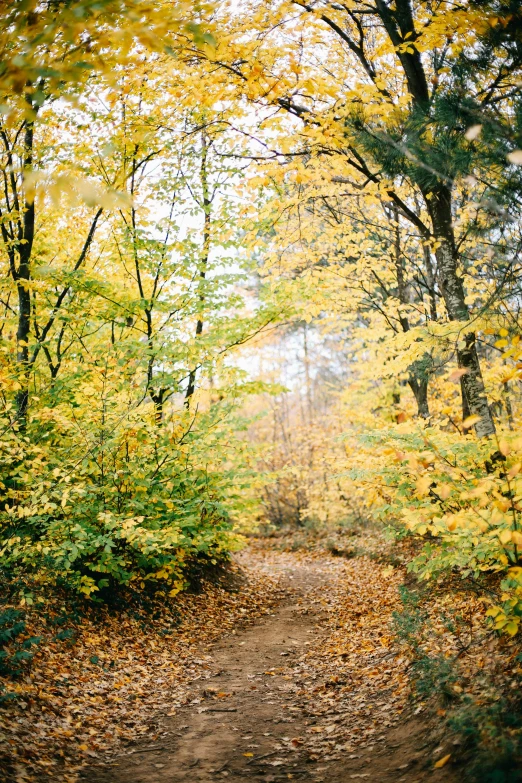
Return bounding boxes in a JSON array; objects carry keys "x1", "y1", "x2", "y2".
[
  {"x1": 512, "y1": 531, "x2": 522, "y2": 546},
  {"x1": 499, "y1": 529, "x2": 512, "y2": 544},
  {"x1": 416, "y1": 476, "x2": 432, "y2": 496},
  {"x1": 462, "y1": 415, "x2": 480, "y2": 430},
  {"x1": 243, "y1": 752, "x2": 254, "y2": 757},
  {"x1": 434, "y1": 754, "x2": 451, "y2": 769},
  {"x1": 438, "y1": 484, "x2": 451, "y2": 500},
  {"x1": 499, "y1": 439, "x2": 511, "y2": 456},
  {"x1": 448, "y1": 368, "x2": 469, "y2": 382}
]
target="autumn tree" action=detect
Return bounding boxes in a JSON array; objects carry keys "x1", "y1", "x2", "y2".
[
  {"x1": 0, "y1": 9, "x2": 276, "y2": 596},
  {"x1": 0, "y1": 0, "x2": 218, "y2": 423},
  {"x1": 194, "y1": 0, "x2": 522, "y2": 436}
]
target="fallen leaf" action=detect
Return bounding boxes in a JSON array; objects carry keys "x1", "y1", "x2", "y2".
[{"x1": 434, "y1": 754, "x2": 451, "y2": 769}]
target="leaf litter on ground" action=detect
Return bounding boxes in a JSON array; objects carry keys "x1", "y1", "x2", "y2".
[
  {"x1": 242, "y1": 540, "x2": 409, "y2": 764},
  {"x1": 3, "y1": 527, "x2": 522, "y2": 782},
  {"x1": 0, "y1": 565, "x2": 286, "y2": 782}
]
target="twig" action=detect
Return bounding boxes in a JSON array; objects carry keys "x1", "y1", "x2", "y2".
[{"x1": 247, "y1": 750, "x2": 279, "y2": 764}]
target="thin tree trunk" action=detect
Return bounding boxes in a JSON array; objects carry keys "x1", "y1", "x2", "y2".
[
  {"x1": 303, "y1": 323, "x2": 312, "y2": 425},
  {"x1": 390, "y1": 204, "x2": 431, "y2": 419},
  {"x1": 408, "y1": 377, "x2": 429, "y2": 419},
  {"x1": 185, "y1": 132, "x2": 211, "y2": 406},
  {"x1": 422, "y1": 243, "x2": 437, "y2": 322},
  {"x1": 15, "y1": 105, "x2": 37, "y2": 426},
  {"x1": 424, "y1": 185, "x2": 495, "y2": 438},
  {"x1": 151, "y1": 389, "x2": 164, "y2": 424}
]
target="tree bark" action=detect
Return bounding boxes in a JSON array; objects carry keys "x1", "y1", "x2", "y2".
[
  {"x1": 424, "y1": 185, "x2": 495, "y2": 437},
  {"x1": 408, "y1": 377, "x2": 429, "y2": 419},
  {"x1": 185, "y1": 132, "x2": 211, "y2": 406},
  {"x1": 15, "y1": 105, "x2": 37, "y2": 426},
  {"x1": 390, "y1": 204, "x2": 431, "y2": 419},
  {"x1": 422, "y1": 243, "x2": 437, "y2": 322}
]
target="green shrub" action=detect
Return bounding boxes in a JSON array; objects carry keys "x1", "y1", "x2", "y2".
[
  {"x1": 0, "y1": 607, "x2": 40, "y2": 701},
  {"x1": 449, "y1": 698, "x2": 522, "y2": 783},
  {"x1": 0, "y1": 398, "x2": 248, "y2": 598}
]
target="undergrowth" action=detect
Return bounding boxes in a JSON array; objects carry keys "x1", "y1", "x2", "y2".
[
  {"x1": 393, "y1": 580, "x2": 522, "y2": 782},
  {"x1": 0, "y1": 552, "x2": 237, "y2": 705},
  {"x1": 0, "y1": 607, "x2": 41, "y2": 703},
  {"x1": 260, "y1": 518, "x2": 522, "y2": 780}
]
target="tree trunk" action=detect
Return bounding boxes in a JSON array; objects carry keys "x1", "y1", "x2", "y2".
[
  {"x1": 424, "y1": 185, "x2": 495, "y2": 438},
  {"x1": 15, "y1": 110, "x2": 37, "y2": 427},
  {"x1": 390, "y1": 204, "x2": 431, "y2": 420},
  {"x1": 184, "y1": 314, "x2": 204, "y2": 403},
  {"x1": 15, "y1": 276, "x2": 31, "y2": 424},
  {"x1": 422, "y1": 243, "x2": 437, "y2": 322},
  {"x1": 185, "y1": 132, "x2": 211, "y2": 406},
  {"x1": 151, "y1": 389, "x2": 165, "y2": 424},
  {"x1": 408, "y1": 377, "x2": 429, "y2": 419}
]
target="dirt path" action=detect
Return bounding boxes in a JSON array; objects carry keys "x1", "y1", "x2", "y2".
[{"x1": 82, "y1": 552, "x2": 460, "y2": 783}]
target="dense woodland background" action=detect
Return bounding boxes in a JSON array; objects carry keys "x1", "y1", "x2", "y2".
[{"x1": 1, "y1": 0, "x2": 522, "y2": 779}]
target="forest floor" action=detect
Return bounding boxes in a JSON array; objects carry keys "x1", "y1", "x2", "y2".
[
  {"x1": 80, "y1": 544, "x2": 460, "y2": 783},
  {"x1": 5, "y1": 530, "x2": 516, "y2": 783}
]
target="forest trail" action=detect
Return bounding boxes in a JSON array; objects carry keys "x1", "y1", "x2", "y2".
[{"x1": 82, "y1": 550, "x2": 460, "y2": 783}]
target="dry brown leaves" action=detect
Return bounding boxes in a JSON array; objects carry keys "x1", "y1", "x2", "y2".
[
  {"x1": 0, "y1": 565, "x2": 285, "y2": 783},
  {"x1": 245, "y1": 540, "x2": 409, "y2": 763},
  {"x1": 4, "y1": 528, "x2": 518, "y2": 783},
  {"x1": 401, "y1": 582, "x2": 521, "y2": 709},
  {"x1": 250, "y1": 528, "x2": 522, "y2": 773}
]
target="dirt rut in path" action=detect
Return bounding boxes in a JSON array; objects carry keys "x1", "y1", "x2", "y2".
[{"x1": 83, "y1": 554, "x2": 459, "y2": 783}]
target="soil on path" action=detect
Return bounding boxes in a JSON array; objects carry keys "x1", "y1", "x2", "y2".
[{"x1": 83, "y1": 551, "x2": 460, "y2": 783}]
